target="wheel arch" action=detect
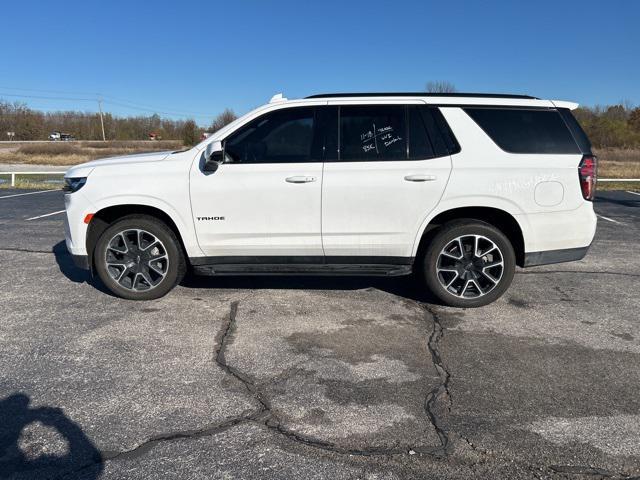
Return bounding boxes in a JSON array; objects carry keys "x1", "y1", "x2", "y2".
[
  {"x1": 86, "y1": 204, "x2": 191, "y2": 272},
  {"x1": 414, "y1": 206, "x2": 526, "y2": 267}
]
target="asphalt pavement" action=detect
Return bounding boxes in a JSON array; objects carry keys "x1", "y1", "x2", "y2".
[{"x1": 0, "y1": 188, "x2": 638, "y2": 479}]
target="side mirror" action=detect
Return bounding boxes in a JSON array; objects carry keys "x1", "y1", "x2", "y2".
[{"x1": 203, "y1": 141, "x2": 224, "y2": 172}]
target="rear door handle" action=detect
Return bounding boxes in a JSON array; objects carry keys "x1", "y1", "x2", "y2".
[
  {"x1": 286, "y1": 176, "x2": 316, "y2": 183},
  {"x1": 404, "y1": 174, "x2": 437, "y2": 182}
]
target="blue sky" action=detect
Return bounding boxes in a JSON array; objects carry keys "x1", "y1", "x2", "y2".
[{"x1": 1, "y1": 0, "x2": 638, "y2": 124}]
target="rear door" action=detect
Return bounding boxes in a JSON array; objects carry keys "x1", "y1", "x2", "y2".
[{"x1": 321, "y1": 103, "x2": 455, "y2": 260}]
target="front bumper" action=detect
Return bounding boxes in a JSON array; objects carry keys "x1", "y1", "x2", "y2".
[{"x1": 63, "y1": 190, "x2": 93, "y2": 257}]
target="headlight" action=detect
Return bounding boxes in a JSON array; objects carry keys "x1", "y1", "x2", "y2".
[{"x1": 63, "y1": 177, "x2": 87, "y2": 193}]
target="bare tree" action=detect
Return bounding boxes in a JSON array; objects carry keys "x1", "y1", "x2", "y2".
[
  {"x1": 426, "y1": 81, "x2": 458, "y2": 93},
  {"x1": 209, "y1": 109, "x2": 237, "y2": 132}
]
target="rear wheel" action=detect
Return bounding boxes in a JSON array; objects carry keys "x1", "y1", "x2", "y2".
[
  {"x1": 422, "y1": 220, "x2": 515, "y2": 308},
  {"x1": 94, "y1": 215, "x2": 186, "y2": 300}
]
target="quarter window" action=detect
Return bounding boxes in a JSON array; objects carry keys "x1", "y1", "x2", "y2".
[
  {"x1": 225, "y1": 107, "x2": 316, "y2": 163},
  {"x1": 464, "y1": 108, "x2": 580, "y2": 154}
]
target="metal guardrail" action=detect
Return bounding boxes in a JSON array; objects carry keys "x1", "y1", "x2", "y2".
[
  {"x1": 598, "y1": 178, "x2": 640, "y2": 182},
  {"x1": 0, "y1": 171, "x2": 66, "y2": 187}
]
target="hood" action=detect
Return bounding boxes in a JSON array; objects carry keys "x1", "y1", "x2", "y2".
[{"x1": 65, "y1": 150, "x2": 174, "y2": 178}]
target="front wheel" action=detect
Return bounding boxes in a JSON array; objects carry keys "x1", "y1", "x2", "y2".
[
  {"x1": 94, "y1": 215, "x2": 186, "y2": 300},
  {"x1": 422, "y1": 220, "x2": 516, "y2": 308}
]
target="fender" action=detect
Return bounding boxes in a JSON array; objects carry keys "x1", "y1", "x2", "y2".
[{"x1": 91, "y1": 194, "x2": 205, "y2": 257}]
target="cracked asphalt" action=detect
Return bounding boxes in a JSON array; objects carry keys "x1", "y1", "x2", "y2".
[{"x1": 0, "y1": 189, "x2": 639, "y2": 479}]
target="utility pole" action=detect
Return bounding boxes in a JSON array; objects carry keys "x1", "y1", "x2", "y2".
[{"x1": 97, "y1": 96, "x2": 106, "y2": 142}]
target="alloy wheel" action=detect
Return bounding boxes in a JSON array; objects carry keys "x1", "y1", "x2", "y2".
[
  {"x1": 436, "y1": 234, "x2": 504, "y2": 299},
  {"x1": 104, "y1": 229, "x2": 169, "y2": 292}
]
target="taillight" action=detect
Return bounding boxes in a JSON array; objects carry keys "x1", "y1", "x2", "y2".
[{"x1": 578, "y1": 155, "x2": 597, "y2": 201}]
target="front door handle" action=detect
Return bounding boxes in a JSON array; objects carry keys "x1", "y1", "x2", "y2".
[
  {"x1": 404, "y1": 174, "x2": 437, "y2": 182},
  {"x1": 286, "y1": 176, "x2": 316, "y2": 183}
]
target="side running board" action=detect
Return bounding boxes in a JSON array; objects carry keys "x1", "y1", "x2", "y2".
[{"x1": 193, "y1": 263, "x2": 412, "y2": 277}]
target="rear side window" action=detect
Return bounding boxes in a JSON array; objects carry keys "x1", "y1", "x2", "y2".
[
  {"x1": 431, "y1": 108, "x2": 461, "y2": 155},
  {"x1": 464, "y1": 108, "x2": 580, "y2": 154},
  {"x1": 409, "y1": 107, "x2": 435, "y2": 159},
  {"x1": 340, "y1": 105, "x2": 406, "y2": 161},
  {"x1": 413, "y1": 106, "x2": 457, "y2": 158}
]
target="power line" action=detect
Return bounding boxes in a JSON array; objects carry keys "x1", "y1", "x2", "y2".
[
  {"x1": 0, "y1": 86, "x2": 215, "y2": 118},
  {"x1": 0, "y1": 92, "x2": 95, "y2": 101},
  {"x1": 100, "y1": 94, "x2": 213, "y2": 117},
  {"x1": 0, "y1": 94, "x2": 211, "y2": 120},
  {"x1": 0, "y1": 86, "x2": 102, "y2": 96},
  {"x1": 102, "y1": 99, "x2": 212, "y2": 119}
]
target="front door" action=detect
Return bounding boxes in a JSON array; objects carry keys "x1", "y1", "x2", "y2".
[{"x1": 190, "y1": 106, "x2": 324, "y2": 258}]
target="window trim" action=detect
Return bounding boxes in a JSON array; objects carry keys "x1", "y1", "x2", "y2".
[{"x1": 463, "y1": 106, "x2": 581, "y2": 155}]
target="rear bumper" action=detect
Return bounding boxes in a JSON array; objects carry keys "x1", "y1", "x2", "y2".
[
  {"x1": 516, "y1": 201, "x2": 597, "y2": 254},
  {"x1": 523, "y1": 245, "x2": 589, "y2": 267}
]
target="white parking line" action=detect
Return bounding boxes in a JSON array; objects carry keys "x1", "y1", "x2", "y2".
[
  {"x1": 25, "y1": 210, "x2": 65, "y2": 221},
  {"x1": 626, "y1": 190, "x2": 640, "y2": 196},
  {"x1": 0, "y1": 189, "x2": 59, "y2": 199},
  {"x1": 597, "y1": 214, "x2": 624, "y2": 225}
]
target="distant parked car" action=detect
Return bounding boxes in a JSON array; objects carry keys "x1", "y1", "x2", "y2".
[
  {"x1": 49, "y1": 131, "x2": 75, "y2": 141},
  {"x1": 63, "y1": 91, "x2": 597, "y2": 306}
]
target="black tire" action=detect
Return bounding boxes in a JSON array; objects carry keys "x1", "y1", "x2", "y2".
[
  {"x1": 421, "y1": 219, "x2": 515, "y2": 308},
  {"x1": 94, "y1": 215, "x2": 186, "y2": 300}
]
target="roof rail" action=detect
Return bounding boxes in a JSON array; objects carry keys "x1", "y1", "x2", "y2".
[{"x1": 305, "y1": 92, "x2": 539, "y2": 100}]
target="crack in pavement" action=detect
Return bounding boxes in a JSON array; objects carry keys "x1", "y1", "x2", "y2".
[
  {"x1": 55, "y1": 297, "x2": 429, "y2": 480},
  {"x1": 550, "y1": 464, "x2": 640, "y2": 479},
  {"x1": 54, "y1": 416, "x2": 252, "y2": 480},
  {"x1": 26, "y1": 293, "x2": 640, "y2": 479},
  {"x1": 417, "y1": 303, "x2": 453, "y2": 457},
  {"x1": 0, "y1": 247, "x2": 52, "y2": 254},
  {"x1": 516, "y1": 270, "x2": 640, "y2": 278},
  {"x1": 214, "y1": 300, "x2": 272, "y2": 417},
  {"x1": 215, "y1": 300, "x2": 420, "y2": 457}
]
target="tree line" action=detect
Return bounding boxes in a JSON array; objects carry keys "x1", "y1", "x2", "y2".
[
  {"x1": 0, "y1": 100, "x2": 237, "y2": 144},
  {"x1": 2, "y1": 97, "x2": 640, "y2": 149},
  {"x1": 573, "y1": 104, "x2": 640, "y2": 148}
]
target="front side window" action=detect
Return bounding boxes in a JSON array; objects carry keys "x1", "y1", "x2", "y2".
[
  {"x1": 340, "y1": 105, "x2": 407, "y2": 161},
  {"x1": 225, "y1": 107, "x2": 315, "y2": 163}
]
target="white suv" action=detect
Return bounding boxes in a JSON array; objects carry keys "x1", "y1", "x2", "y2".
[{"x1": 63, "y1": 92, "x2": 597, "y2": 307}]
